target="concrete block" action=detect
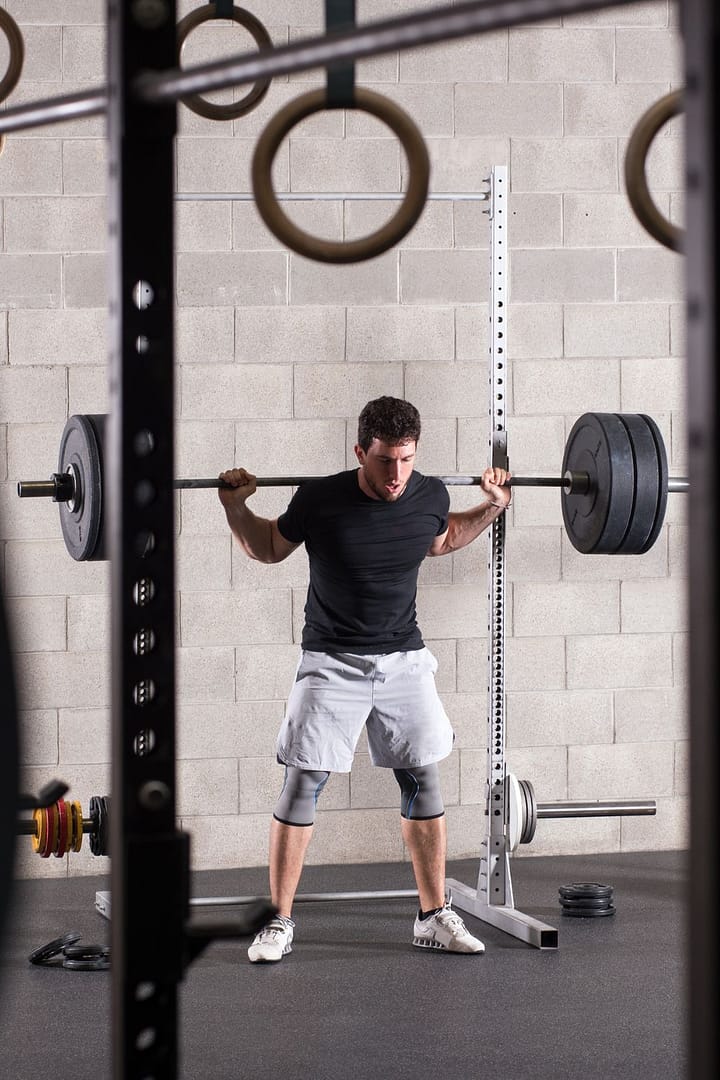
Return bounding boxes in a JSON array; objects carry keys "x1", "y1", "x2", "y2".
[
  {"x1": 438, "y1": 692, "x2": 488, "y2": 750},
  {"x1": 516, "y1": 814, "x2": 619, "y2": 856},
  {"x1": 180, "y1": 590, "x2": 293, "y2": 647},
  {"x1": 674, "y1": 741, "x2": 689, "y2": 797},
  {"x1": 0, "y1": 481, "x2": 59, "y2": 542},
  {"x1": 7, "y1": 1, "x2": 104, "y2": 23},
  {"x1": 232, "y1": 200, "x2": 344, "y2": 252},
  {"x1": 4, "y1": 539, "x2": 107, "y2": 597},
  {"x1": 567, "y1": 633, "x2": 673, "y2": 689},
  {"x1": 617, "y1": 248, "x2": 685, "y2": 302},
  {"x1": 346, "y1": 199, "x2": 453, "y2": 251},
  {"x1": 494, "y1": 194, "x2": 562, "y2": 249},
  {"x1": 19, "y1": 710, "x2": 58, "y2": 766},
  {"x1": 178, "y1": 758, "x2": 239, "y2": 816},
  {"x1": 62, "y1": 139, "x2": 105, "y2": 195},
  {"x1": 621, "y1": 795, "x2": 688, "y2": 852},
  {"x1": 347, "y1": 305, "x2": 453, "y2": 363},
  {"x1": 502, "y1": 414, "x2": 568, "y2": 473},
  {"x1": 399, "y1": 29, "x2": 507, "y2": 82},
  {"x1": 177, "y1": 647, "x2": 236, "y2": 704},
  {"x1": 177, "y1": 136, "x2": 287, "y2": 194},
  {"x1": 14, "y1": 650, "x2": 110, "y2": 710},
  {"x1": 620, "y1": 356, "x2": 684, "y2": 412},
  {"x1": 422, "y1": 639, "x2": 456, "y2": 694},
  {"x1": 67, "y1": 365, "x2": 109, "y2": 416},
  {"x1": 404, "y1": 362, "x2": 488, "y2": 418},
  {"x1": 4, "y1": 197, "x2": 105, "y2": 253},
  {"x1": 513, "y1": 358, "x2": 620, "y2": 416},
  {"x1": 8, "y1": 309, "x2": 105, "y2": 365},
  {"x1": 424, "y1": 137, "x2": 510, "y2": 192},
  {"x1": 668, "y1": 524, "x2": 687, "y2": 578},
  {"x1": 456, "y1": 84, "x2": 563, "y2": 137},
  {"x1": 234, "y1": 420, "x2": 348, "y2": 475},
  {"x1": 309, "y1": 808, "x2": 404, "y2": 864},
  {"x1": 507, "y1": 745, "x2": 570, "y2": 802},
  {"x1": 672, "y1": 633, "x2": 688, "y2": 687},
  {"x1": 616, "y1": 28, "x2": 682, "y2": 83},
  {"x1": 457, "y1": 303, "x2": 555, "y2": 361},
  {"x1": 565, "y1": 84, "x2": 669, "y2": 137},
  {"x1": 621, "y1": 578, "x2": 687, "y2": 634},
  {"x1": 564, "y1": 303, "x2": 669, "y2": 357},
  {"x1": 563, "y1": 2, "x2": 669, "y2": 26},
  {"x1": 0, "y1": 427, "x2": 6, "y2": 480},
  {"x1": 444, "y1": 802, "x2": 486, "y2": 859},
  {"x1": 182, "y1": 813, "x2": 270, "y2": 871},
  {"x1": 345, "y1": 84, "x2": 454, "y2": 139},
  {"x1": 232, "y1": 538, "x2": 309, "y2": 590},
  {"x1": 568, "y1": 740, "x2": 674, "y2": 799},
  {"x1": 235, "y1": 644, "x2": 300, "y2": 700},
  {"x1": 670, "y1": 411, "x2": 687, "y2": 470},
  {"x1": 176, "y1": 419, "x2": 235, "y2": 477},
  {"x1": 511, "y1": 139, "x2": 617, "y2": 193},
  {"x1": 177, "y1": 252, "x2": 288, "y2": 307},
  {"x1": 504, "y1": 527, "x2": 562, "y2": 583},
  {"x1": 8, "y1": 79, "x2": 103, "y2": 138},
  {"x1": 401, "y1": 250, "x2": 488, "y2": 305},
  {"x1": 58, "y1": 708, "x2": 109, "y2": 764},
  {"x1": 511, "y1": 249, "x2": 615, "y2": 303},
  {"x1": 178, "y1": 700, "x2": 285, "y2": 760},
  {"x1": 615, "y1": 687, "x2": 687, "y2": 743},
  {"x1": 507, "y1": 689, "x2": 613, "y2": 747},
  {"x1": 236, "y1": 306, "x2": 346, "y2": 363},
  {"x1": 0, "y1": 368, "x2": 67, "y2": 423},
  {"x1": 1, "y1": 313, "x2": 7, "y2": 365},
  {"x1": 177, "y1": 307, "x2": 234, "y2": 365},
  {"x1": 180, "y1": 363, "x2": 292, "y2": 419},
  {"x1": 62, "y1": 25, "x2": 105, "y2": 82},
  {"x1": 63, "y1": 254, "x2": 106, "y2": 307},
  {"x1": 177, "y1": 534, "x2": 232, "y2": 592},
  {"x1": 458, "y1": 748, "x2": 484, "y2": 805},
  {"x1": 509, "y1": 28, "x2": 614, "y2": 81},
  {"x1": 0, "y1": 139, "x2": 63, "y2": 196},
  {"x1": 511, "y1": 486, "x2": 561, "y2": 528},
  {"x1": 238, "y1": 757, "x2": 286, "y2": 815},
  {"x1": 6, "y1": 595, "x2": 66, "y2": 652},
  {"x1": 505, "y1": 636, "x2": 567, "y2": 692},
  {"x1": 290, "y1": 252, "x2": 398, "y2": 305},
  {"x1": 416, "y1": 584, "x2": 489, "y2": 640},
  {"x1": 515, "y1": 581, "x2": 619, "y2": 637},
  {"x1": 176, "y1": 200, "x2": 232, "y2": 253},
  {"x1": 561, "y1": 531, "x2": 669, "y2": 583},
  {"x1": 0, "y1": 255, "x2": 62, "y2": 310},
  {"x1": 563, "y1": 193, "x2": 658, "y2": 247},
  {"x1": 294, "y1": 362, "x2": 403, "y2": 418}
]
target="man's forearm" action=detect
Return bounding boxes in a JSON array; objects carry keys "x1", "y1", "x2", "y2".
[
  {"x1": 436, "y1": 501, "x2": 507, "y2": 555},
  {"x1": 224, "y1": 501, "x2": 278, "y2": 563}
]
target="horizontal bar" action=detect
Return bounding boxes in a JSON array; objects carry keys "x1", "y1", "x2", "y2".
[
  {"x1": 176, "y1": 475, "x2": 570, "y2": 490},
  {"x1": 668, "y1": 477, "x2": 690, "y2": 492},
  {"x1": 136, "y1": 0, "x2": 634, "y2": 107},
  {"x1": 189, "y1": 889, "x2": 420, "y2": 907},
  {"x1": 0, "y1": 87, "x2": 106, "y2": 136},
  {"x1": 536, "y1": 799, "x2": 657, "y2": 819},
  {"x1": 176, "y1": 191, "x2": 490, "y2": 202}
]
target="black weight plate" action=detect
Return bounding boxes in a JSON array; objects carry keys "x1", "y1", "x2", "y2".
[
  {"x1": 561, "y1": 413, "x2": 636, "y2": 554},
  {"x1": 637, "y1": 414, "x2": 669, "y2": 554},
  {"x1": 57, "y1": 414, "x2": 106, "y2": 562},
  {"x1": 63, "y1": 943, "x2": 107, "y2": 960},
  {"x1": 63, "y1": 957, "x2": 111, "y2": 971},
  {"x1": 560, "y1": 897, "x2": 614, "y2": 910},
  {"x1": 559, "y1": 882, "x2": 613, "y2": 900},
  {"x1": 519, "y1": 779, "x2": 537, "y2": 844},
  {"x1": 89, "y1": 795, "x2": 101, "y2": 857},
  {"x1": 615, "y1": 414, "x2": 662, "y2": 554},
  {"x1": 561, "y1": 905, "x2": 616, "y2": 918},
  {"x1": 99, "y1": 795, "x2": 110, "y2": 857},
  {"x1": 29, "y1": 931, "x2": 82, "y2": 965}
]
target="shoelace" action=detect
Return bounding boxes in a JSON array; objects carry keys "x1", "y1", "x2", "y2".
[
  {"x1": 256, "y1": 919, "x2": 291, "y2": 944},
  {"x1": 435, "y1": 909, "x2": 468, "y2": 935}
]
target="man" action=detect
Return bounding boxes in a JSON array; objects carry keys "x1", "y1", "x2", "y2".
[{"x1": 219, "y1": 396, "x2": 510, "y2": 963}]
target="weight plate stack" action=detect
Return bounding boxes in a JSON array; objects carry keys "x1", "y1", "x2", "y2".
[
  {"x1": 57, "y1": 414, "x2": 106, "y2": 562},
  {"x1": 561, "y1": 413, "x2": 636, "y2": 554},
  {"x1": 638, "y1": 413, "x2": 669, "y2": 554},
  {"x1": 614, "y1": 413, "x2": 662, "y2": 554},
  {"x1": 558, "y1": 881, "x2": 616, "y2": 918}
]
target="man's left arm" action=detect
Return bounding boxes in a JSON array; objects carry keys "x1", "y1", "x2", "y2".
[{"x1": 427, "y1": 467, "x2": 511, "y2": 557}]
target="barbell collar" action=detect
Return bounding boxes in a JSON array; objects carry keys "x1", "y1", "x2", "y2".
[
  {"x1": 536, "y1": 798, "x2": 656, "y2": 819},
  {"x1": 17, "y1": 474, "x2": 74, "y2": 502}
]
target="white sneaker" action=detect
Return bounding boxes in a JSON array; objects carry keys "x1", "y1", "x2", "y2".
[
  {"x1": 412, "y1": 904, "x2": 485, "y2": 954},
  {"x1": 248, "y1": 916, "x2": 295, "y2": 963}
]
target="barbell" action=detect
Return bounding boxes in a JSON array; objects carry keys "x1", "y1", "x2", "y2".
[{"x1": 16, "y1": 411, "x2": 688, "y2": 563}]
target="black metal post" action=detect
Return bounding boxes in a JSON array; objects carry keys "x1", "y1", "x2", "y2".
[
  {"x1": 684, "y1": 2, "x2": 719, "y2": 1078},
  {"x1": 107, "y1": 2, "x2": 186, "y2": 1078}
]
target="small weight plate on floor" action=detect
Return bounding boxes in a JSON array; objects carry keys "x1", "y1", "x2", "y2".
[
  {"x1": 29, "y1": 931, "x2": 82, "y2": 965},
  {"x1": 614, "y1": 414, "x2": 662, "y2": 554},
  {"x1": 561, "y1": 413, "x2": 635, "y2": 554},
  {"x1": 560, "y1": 897, "x2": 614, "y2": 910},
  {"x1": 637, "y1": 413, "x2": 669, "y2": 554},
  {"x1": 559, "y1": 882, "x2": 613, "y2": 900},
  {"x1": 63, "y1": 944, "x2": 107, "y2": 961},
  {"x1": 63, "y1": 957, "x2": 110, "y2": 971},
  {"x1": 57, "y1": 413, "x2": 106, "y2": 562},
  {"x1": 561, "y1": 905, "x2": 616, "y2": 918}
]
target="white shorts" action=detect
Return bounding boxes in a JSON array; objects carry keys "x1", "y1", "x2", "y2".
[{"x1": 276, "y1": 648, "x2": 454, "y2": 773}]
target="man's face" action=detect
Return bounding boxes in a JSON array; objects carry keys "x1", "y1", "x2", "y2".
[{"x1": 354, "y1": 438, "x2": 417, "y2": 501}]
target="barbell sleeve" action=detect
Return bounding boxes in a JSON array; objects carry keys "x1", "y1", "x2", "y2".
[{"x1": 536, "y1": 798, "x2": 656, "y2": 819}]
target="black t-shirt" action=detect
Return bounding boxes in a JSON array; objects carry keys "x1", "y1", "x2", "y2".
[{"x1": 277, "y1": 469, "x2": 449, "y2": 654}]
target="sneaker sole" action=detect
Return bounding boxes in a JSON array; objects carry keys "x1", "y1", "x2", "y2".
[
  {"x1": 412, "y1": 936, "x2": 484, "y2": 954},
  {"x1": 248, "y1": 945, "x2": 292, "y2": 964}
]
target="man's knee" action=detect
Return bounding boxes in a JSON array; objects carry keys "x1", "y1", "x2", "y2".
[
  {"x1": 393, "y1": 764, "x2": 445, "y2": 820},
  {"x1": 273, "y1": 767, "x2": 330, "y2": 827}
]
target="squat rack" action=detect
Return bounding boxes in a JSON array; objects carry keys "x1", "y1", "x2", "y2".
[{"x1": 0, "y1": 2, "x2": 716, "y2": 1079}]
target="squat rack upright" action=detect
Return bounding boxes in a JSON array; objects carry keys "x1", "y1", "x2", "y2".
[{"x1": 0, "y1": 2, "x2": 717, "y2": 1079}]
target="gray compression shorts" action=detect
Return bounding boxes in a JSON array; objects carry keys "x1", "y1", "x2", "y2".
[{"x1": 276, "y1": 648, "x2": 454, "y2": 773}]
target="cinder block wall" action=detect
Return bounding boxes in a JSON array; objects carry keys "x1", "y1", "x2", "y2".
[{"x1": 0, "y1": 0, "x2": 686, "y2": 880}]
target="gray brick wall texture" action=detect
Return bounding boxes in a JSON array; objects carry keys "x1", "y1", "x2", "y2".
[{"x1": 1, "y1": 0, "x2": 686, "y2": 880}]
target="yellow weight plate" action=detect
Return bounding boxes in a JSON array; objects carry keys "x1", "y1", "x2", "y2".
[
  {"x1": 72, "y1": 801, "x2": 84, "y2": 852},
  {"x1": 31, "y1": 808, "x2": 44, "y2": 854}
]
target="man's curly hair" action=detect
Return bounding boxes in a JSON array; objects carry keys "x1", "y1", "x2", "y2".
[{"x1": 357, "y1": 397, "x2": 421, "y2": 451}]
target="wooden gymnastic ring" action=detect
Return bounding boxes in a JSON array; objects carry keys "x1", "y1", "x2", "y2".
[
  {"x1": 0, "y1": 8, "x2": 24, "y2": 106},
  {"x1": 252, "y1": 88, "x2": 430, "y2": 264},
  {"x1": 624, "y1": 89, "x2": 684, "y2": 253},
  {"x1": 176, "y1": 3, "x2": 271, "y2": 121}
]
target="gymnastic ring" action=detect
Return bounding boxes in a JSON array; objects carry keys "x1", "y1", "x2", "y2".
[
  {"x1": 0, "y1": 135, "x2": 6, "y2": 158},
  {"x1": 252, "y1": 88, "x2": 430, "y2": 264},
  {"x1": 0, "y1": 8, "x2": 24, "y2": 106},
  {"x1": 624, "y1": 89, "x2": 684, "y2": 253},
  {"x1": 176, "y1": 3, "x2": 272, "y2": 121}
]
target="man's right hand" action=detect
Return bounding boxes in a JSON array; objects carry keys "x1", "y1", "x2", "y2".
[{"x1": 218, "y1": 468, "x2": 257, "y2": 508}]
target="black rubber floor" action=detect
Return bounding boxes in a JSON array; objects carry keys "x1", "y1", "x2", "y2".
[{"x1": 0, "y1": 850, "x2": 687, "y2": 1080}]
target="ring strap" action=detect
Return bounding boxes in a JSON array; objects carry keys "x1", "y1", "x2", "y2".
[{"x1": 325, "y1": 0, "x2": 356, "y2": 109}]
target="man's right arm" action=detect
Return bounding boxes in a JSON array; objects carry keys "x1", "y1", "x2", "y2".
[{"x1": 218, "y1": 468, "x2": 300, "y2": 564}]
